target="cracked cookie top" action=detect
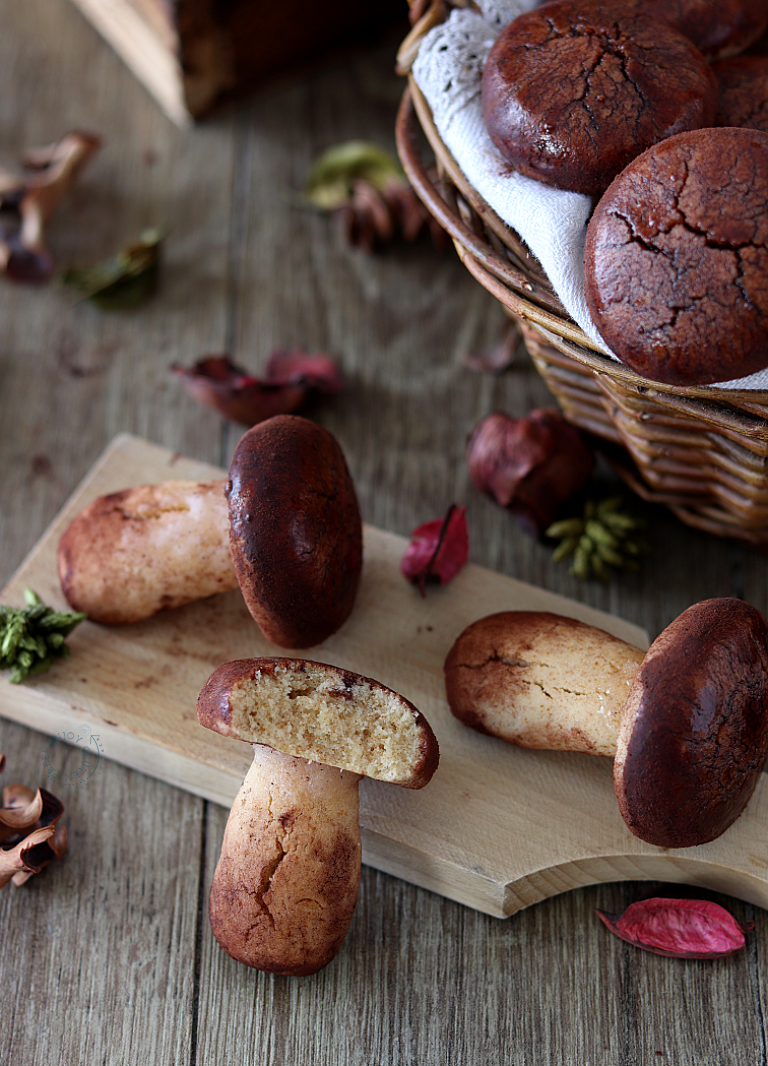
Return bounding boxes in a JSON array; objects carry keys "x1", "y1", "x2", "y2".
[
  {"x1": 536, "y1": 0, "x2": 768, "y2": 62},
  {"x1": 714, "y1": 56, "x2": 768, "y2": 133},
  {"x1": 481, "y1": 0, "x2": 717, "y2": 195},
  {"x1": 584, "y1": 127, "x2": 768, "y2": 386}
]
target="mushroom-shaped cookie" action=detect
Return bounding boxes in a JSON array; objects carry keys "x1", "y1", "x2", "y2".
[
  {"x1": 444, "y1": 599, "x2": 768, "y2": 848},
  {"x1": 197, "y1": 657, "x2": 439, "y2": 975},
  {"x1": 58, "y1": 415, "x2": 362, "y2": 647}
]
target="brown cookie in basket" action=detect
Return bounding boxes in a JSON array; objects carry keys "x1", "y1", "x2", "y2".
[
  {"x1": 714, "y1": 56, "x2": 768, "y2": 132},
  {"x1": 535, "y1": 0, "x2": 768, "y2": 61},
  {"x1": 583, "y1": 127, "x2": 768, "y2": 387},
  {"x1": 482, "y1": 0, "x2": 717, "y2": 195}
]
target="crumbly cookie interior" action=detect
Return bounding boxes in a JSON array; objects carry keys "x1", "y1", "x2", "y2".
[{"x1": 228, "y1": 663, "x2": 426, "y2": 784}]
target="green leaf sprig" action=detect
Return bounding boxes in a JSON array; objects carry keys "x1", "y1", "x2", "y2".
[
  {"x1": 546, "y1": 497, "x2": 650, "y2": 580},
  {"x1": 0, "y1": 589, "x2": 86, "y2": 683},
  {"x1": 61, "y1": 227, "x2": 163, "y2": 309}
]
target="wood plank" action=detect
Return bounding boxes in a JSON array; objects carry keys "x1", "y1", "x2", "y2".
[
  {"x1": 3, "y1": 3, "x2": 768, "y2": 1062},
  {"x1": 0, "y1": 715, "x2": 203, "y2": 1066},
  {"x1": 5, "y1": 433, "x2": 768, "y2": 924}
]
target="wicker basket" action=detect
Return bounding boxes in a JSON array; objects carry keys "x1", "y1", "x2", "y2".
[{"x1": 395, "y1": 11, "x2": 768, "y2": 547}]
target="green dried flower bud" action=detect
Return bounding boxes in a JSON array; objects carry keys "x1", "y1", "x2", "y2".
[
  {"x1": 546, "y1": 497, "x2": 650, "y2": 581},
  {"x1": 0, "y1": 589, "x2": 86, "y2": 683}
]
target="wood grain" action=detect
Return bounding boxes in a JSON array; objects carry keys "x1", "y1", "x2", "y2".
[{"x1": 2, "y1": 0, "x2": 768, "y2": 1063}]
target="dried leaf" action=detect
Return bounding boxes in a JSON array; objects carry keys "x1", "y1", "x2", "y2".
[
  {"x1": 173, "y1": 350, "x2": 343, "y2": 426},
  {"x1": 401, "y1": 504, "x2": 469, "y2": 597},
  {"x1": 304, "y1": 141, "x2": 403, "y2": 211},
  {"x1": 463, "y1": 319, "x2": 520, "y2": 373},
  {"x1": 0, "y1": 131, "x2": 100, "y2": 283},
  {"x1": 597, "y1": 897, "x2": 752, "y2": 958},
  {"x1": 467, "y1": 409, "x2": 595, "y2": 538},
  {"x1": 264, "y1": 349, "x2": 343, "y2": 391},
  {"x1": 61, "y1": 227, "x2": 162, "y2": 309}
]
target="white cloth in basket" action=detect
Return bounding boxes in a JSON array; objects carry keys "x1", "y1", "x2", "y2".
[{"x1": 412, "y1": 0, "x2": 768, "y2": 390}]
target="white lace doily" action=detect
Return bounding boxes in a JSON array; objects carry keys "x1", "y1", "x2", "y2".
[{"x1": 412, "y1": 0, "x2": 768, "y2": 390}]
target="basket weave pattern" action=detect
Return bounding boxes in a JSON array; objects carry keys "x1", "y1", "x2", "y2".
[{"x1": 395, "y1": 12, "x2": 768, "y2": 545}]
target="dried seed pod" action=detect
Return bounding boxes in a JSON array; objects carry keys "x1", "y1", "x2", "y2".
[
  {"x1": 0, "y1": 759, "x2": 67, "y2": 887},
  {"x1": 596, "y1": 897, "x2": 752, "y2": 958},
  {"x1": 304, "y1": 141, "x2": 447, "y2": 251},
  {"x1": 466, "y1": 409, "x2": 594, "y2": 537},
  {"x1": 0, "y1": 132, "x2": 100, "y2": 282}
]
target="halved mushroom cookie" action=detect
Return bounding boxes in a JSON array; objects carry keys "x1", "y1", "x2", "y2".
[{"x1": 198, "y1": 658, "x2": 439, "y2": 975}]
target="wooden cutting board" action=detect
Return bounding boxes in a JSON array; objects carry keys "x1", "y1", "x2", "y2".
[{"x1": 2, "y1": 434, "x2": 768, "y2": 917}]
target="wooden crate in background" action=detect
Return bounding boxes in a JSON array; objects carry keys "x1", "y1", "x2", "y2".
[{"x1": 69, "y1": 0, "x2": 407, "y2": 127}]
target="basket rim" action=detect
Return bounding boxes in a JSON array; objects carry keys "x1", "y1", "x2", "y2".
[{"x1": 396, "y1": 53, "x2": 768, "y2": 407}]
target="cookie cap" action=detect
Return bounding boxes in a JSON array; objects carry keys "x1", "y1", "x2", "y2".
[
  {"x1": 614, "y1": 598, "x2": 768, "y2": 848},
  {"x1": 226, "y1": 415, "x2": 363, "y2": 649},
  {"x1": 198, "y1": 658, "x2": 439, "y2": 789}
]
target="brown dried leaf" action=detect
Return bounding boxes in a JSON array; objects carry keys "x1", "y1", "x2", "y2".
[{"x1": 173, "y1": 350, "x2": 343, "y2": 426}]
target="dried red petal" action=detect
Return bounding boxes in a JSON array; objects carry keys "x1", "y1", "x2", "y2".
[
  {"x1": 467, "y1": 409, "x2": 594, "y2": 537},
  {"x1": 173, "y1": 351, "x2": 342, "y2": 426},
  {"x1": 401, "y1": 504, "x2": 469, "y2": 597},
  {"x1": 265, "y1": 349, "x2": 344, "y2": 392},
  {"x1": 596, "y1": 897, "x2": 752, "y2": 959}
]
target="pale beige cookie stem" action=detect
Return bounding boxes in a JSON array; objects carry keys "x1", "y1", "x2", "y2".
[
  {"x1": 58, "y1": 479, "x2": 236, "y2": 625},
  {"x1": 444, "y1": 612, "x2": 645, "y2": 756},
  {"x1": 210, "y1": 746, "x2": 362, "y2": 978}
]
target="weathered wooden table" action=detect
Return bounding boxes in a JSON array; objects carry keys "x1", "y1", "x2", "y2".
[{"x1": 2, "y1": 2, "x2": 768, "y2": 1062}]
